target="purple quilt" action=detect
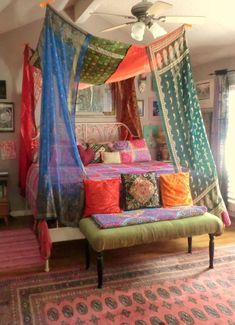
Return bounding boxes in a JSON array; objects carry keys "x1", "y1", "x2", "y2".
[
  {"x1": 85, "y1": 160, "x2": 175, "y2": 180},
  {"x1": 91, "y1": 206, "x2": 208, "y2": 229}
]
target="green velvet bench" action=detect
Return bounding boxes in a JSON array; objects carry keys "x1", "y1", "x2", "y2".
[{"x1": 79, "y1": 213, "x2": 224, "y2": 288}]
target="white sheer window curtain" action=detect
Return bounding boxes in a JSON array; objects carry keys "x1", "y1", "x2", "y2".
[{"x1": 226, "y1": 73, "x2": 235, "y2": 216}]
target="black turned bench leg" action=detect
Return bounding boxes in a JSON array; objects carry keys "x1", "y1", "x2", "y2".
[
  {"x1": 188, "y1": 237, "x2": 192, "y2": 253},
  {"x1": 97, "y1": 252, "x2": 104, "y2": 289},
  {"x1": 209, "y1": 234, "x2": 214, "y2": 269},
  {"x1": 85, "y1": 239, "x2": 90, "y2": 270}
]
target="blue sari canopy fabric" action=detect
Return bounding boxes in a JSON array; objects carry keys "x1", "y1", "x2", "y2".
[
  {"x1": 34, "y1": 6, "x2": 230, "y2": 227},
  {"x1": 37, "y1": 6, "x2": 89, "y2": 226}
]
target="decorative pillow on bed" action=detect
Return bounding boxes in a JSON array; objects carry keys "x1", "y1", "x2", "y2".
[
  {"x1": 83, "y1": 178, "x2": 122, "y2": 217},
  {"x1": 88, "y1": 143, "x2": 111, "y2": 163},
  {"x1": 77, "y1": 145, "x2": 95, "y2": 166},
  {"x1": 121, "y1": 172, "x2": 159, "y2": 210},
  {"x1": 101, "y1": 151, "x2": 121, "y2": 164},
  {"x1": 109, "y1": 140, "x2": 129, "y2": 151},
  {"x1": 110, "y1": 139, "x2": 151, "y2": 163},
  {"x1": 159, "y1": 172, "x2": 193, "y2": 208}
]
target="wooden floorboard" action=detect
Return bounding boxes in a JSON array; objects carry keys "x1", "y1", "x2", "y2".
[{"x1": 0, "y1": 215, "x2": 235, "y2": 275}]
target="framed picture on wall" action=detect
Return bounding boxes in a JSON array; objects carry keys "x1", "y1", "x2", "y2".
[
  {"x1": 152, "y1": 100, "x2": 160, "y2": 117},
  {"x1": 137, "y1": 74, "x2": 147, "y2": 94},
  {"x1": 148, "y1": 97, "x2": 160, "y2": 119},
  {"x1": 196, "y1": 79, "x2": 214, "y2": 109},
  {"x1": 137, "y1": 99, "x2": 144, "y2": 117},
  {"x1": 0, "y1": 81, "x2": 6, "y2": 99},
  {"x1": 0, "y1": 102, "x2": 14, "y2": 132}
]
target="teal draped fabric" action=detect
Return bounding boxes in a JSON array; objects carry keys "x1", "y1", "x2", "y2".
[
  {"x1": 36, "y1": 7, "x2": 90, "y2": 226},
  {"x1": 148, "y1": 27, "x2": 230, "y2": 226}
]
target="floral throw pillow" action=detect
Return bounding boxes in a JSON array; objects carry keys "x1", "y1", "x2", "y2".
[{"x1": 121, "y1": 172, "x2": 159, "y2": 210}]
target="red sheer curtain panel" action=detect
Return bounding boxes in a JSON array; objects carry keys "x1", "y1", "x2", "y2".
[
  {"x1": 18, "y1": 45, "x2": 38, "y2": 196},
  {"x1": 111, "y1": 77, "x2": 143, "y2": 140}
]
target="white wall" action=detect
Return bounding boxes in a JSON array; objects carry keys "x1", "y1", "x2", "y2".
[{"x1": 192, "y1": 57, "x2": 235, "y2": 82}]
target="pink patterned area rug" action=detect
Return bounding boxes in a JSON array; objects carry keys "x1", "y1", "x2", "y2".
[
  {"x1": 1, "y1": 245, "x2": 235, "y2": 324},
  {"x1": 0, "y1": 228, "x2": 43, "y2": 273}
]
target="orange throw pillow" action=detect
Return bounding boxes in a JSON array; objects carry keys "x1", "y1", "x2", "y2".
[
  {"x1": 159, "y1": 172, "x2": 193, "y2": 208},
  {"x1": 83, "y1": 178, "x2": 122, "y2": 217}
]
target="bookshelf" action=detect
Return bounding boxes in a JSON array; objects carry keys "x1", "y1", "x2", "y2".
[{"x1": 0, "y1": 172, "x2": 9, "y2": 225}]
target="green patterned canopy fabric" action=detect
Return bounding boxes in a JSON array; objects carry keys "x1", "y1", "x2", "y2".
[
  {"x1": 80, "y1": 36, "x2": 130, "y2": 85},
  {"x1": 148, "y1": 27, "x2": 230, "y2": 226}
]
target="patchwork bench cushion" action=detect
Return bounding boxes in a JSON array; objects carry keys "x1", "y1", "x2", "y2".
[
  {"x1": 91, "y1": 206, "x2": 208, "y2": 229},
  {"x1": 79, "y1": 212, "x2": 224, "y2": 252}
]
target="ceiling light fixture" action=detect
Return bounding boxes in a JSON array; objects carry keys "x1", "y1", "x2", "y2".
[
  {"x1": 131, "y1": 21, "x2": 146, "y2": 41},
  {"x1": 148, "y1": 21, "x2": 167, "y2": 39}
]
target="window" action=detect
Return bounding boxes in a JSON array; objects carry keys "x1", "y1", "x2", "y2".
[{"x1": 225, "y1": 84, "x2": 235, "y2": 215}]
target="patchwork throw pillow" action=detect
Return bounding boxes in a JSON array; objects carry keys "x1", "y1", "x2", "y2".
[
  {"x1": 83, "y1": 178, "x2": 122, "y2": 217},
  {"x1": 77, "y1": 145, "x2": 95, "y2": 166},
  {"x1": 130, "y1": 139, "x2": 151, "y2": 162},
  {"x1": 101, "y1": 151, "x2": 121, "y2": 164},
  {"x1": 159, "y1": 172, "x2": 193, "y2": 208},
  {"x1": 121, "y1": 172, "x2": 159, "y2": 210},
  {"x1": 88, "y1": 143, "x2": 111, "y2": 163},
  {"x1": 109, "y1": 140, "x2": 129, "y2": 151},
  {"x1": 109, "y1": 139, "x2": 151, "y2": 163}
]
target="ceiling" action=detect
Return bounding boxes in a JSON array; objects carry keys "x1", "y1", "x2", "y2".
[{"x1": 1, "y1": 0, "x2": 235, "y2": 66}]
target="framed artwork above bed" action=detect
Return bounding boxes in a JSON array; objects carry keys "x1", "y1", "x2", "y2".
[{"x1": 76, "y1": 84, "x2": 115, "y2": 117}]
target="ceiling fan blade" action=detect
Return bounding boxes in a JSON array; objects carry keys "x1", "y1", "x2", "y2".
[
  {"x1": 90, "y1": 12, "x2": 135, "y2": 20},
  {"x1": 101, "y1": 22, "x2": 134, "y2": 33},
  {"x1": 159, "y1": 16, "x2": 206, "y2": 24},
  {"x1": 147, "y1": 1, "x2": 172, "y2": 16}
]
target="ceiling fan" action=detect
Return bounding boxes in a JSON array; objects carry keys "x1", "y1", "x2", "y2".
[{"x1": 91, "y1": 0, "x2": 205, "y2": 41}]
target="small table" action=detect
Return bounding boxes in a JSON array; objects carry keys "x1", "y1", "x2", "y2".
[{"x1": 0, "y1": 173, "x2": 9, "y2": 225}]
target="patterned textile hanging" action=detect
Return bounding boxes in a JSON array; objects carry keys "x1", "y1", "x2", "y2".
[
  {"x1": 148, "y1": 26, "x2": 230, "y2": 226},
  {"x1": 36, "y1": 6, "x2": 90, "y2": 226}
]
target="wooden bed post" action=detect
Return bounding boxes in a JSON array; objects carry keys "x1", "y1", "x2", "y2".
[
  {"x1": 45, "y1": 259, "x2": 50, "y2": 272},
  {"x1": 97, "y1": 252, "x2": 104, "y2": 289},
  {"x1": 85, "y1": 239, "x2": 90, "y2": 270},
  {"x1": 209, "y1": 234, "x2": 214, "y2": 269},
  {"x1": 187, "y1": 237, "x2": 192, "y2": 253}
]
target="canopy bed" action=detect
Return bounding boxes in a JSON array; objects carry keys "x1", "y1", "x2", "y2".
[{"x1": 19, "y1": 6, "x2": 230, "y2": 269}]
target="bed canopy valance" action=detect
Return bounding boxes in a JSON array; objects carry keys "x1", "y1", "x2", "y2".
[{"x1": 19, "y1": 5, "x2": 230, "y2": 237}]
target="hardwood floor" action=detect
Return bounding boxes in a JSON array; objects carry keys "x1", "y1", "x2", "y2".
[{"x1": 0, "y1": 215, "x2": 235, "y2": 275}]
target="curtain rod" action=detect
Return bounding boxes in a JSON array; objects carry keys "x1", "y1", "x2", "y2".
[{"x1": 209, "y1": 69, "x2": 235, "y2": 76}]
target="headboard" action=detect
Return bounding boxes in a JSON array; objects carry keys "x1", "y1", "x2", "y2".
[{"x1": 75, "y1": 122, "x2": 134, "y2": 144}]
